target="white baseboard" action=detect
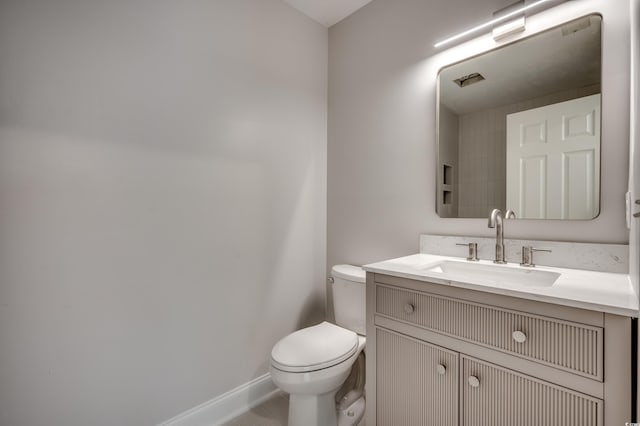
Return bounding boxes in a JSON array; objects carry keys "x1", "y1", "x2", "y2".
[{"x1": 159, "y1": 373, "x2": 280, "y2": 426}]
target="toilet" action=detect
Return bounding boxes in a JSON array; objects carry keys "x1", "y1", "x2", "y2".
[{"x1": 270, "y1": 265, "x2": 366, "y2": 426}]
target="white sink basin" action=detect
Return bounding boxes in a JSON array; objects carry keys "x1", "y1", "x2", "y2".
[{"x1": 423, "y1": 260, "x2": 560, "y2": 287}]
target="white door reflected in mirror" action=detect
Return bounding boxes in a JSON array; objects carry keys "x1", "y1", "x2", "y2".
[{"x1": 506, "y1": 94, "x2": 600, "y2": 219}]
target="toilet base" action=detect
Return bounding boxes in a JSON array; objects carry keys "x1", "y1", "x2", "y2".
[
  {"x1": 289, "y1": 391, "x2": 338, "y2": 426},
  {"x1": 337, "y1": 395, "x2": 365, "y2": 426}
]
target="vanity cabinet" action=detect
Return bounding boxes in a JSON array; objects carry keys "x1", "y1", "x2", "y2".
[
  {"x1": 376, "y1": 283, "x2": 603, "y2": 380},
  {"x1": 460, "y1": 355, "x2": 601, "y2": 426},
  {"x1": 366, "y1": 273, "x2": 632, "y2": 426},
  {"x1": 376, "y1": 328, "x2": 458, "y2": 425}
]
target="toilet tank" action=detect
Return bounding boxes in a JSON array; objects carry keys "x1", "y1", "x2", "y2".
[{"x1": 331, "y1": 265, "x2": 366, "y2": 336}]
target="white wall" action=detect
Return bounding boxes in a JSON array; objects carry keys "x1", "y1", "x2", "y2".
[
  {"x1": 630, "y1": 0, "x2": 640, "y2": 299},
  {"x1": 0, "y1": 1, "x2": 327, "y2": 425},
  {"x1": 628, "y1": 0, "x2": 640, "y2": 413},
  {"x1": 328, "y1": 0, "x2": 631, "y2": 274}
]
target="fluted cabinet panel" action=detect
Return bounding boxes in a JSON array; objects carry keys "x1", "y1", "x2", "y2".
[
  {"x1": 376, "y1": 284, "x2": 602, "y2": 379},
  {"x1": 461, "y1": 356, "x2": 602, "y2": 426},
  {"x1": 376, "y1": 328, "x2": 458, "y2": 426}
]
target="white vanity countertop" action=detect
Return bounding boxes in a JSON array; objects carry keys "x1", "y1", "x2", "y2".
[{"x1": 364, "y1": 254, "x2": 639, "y2": 318}]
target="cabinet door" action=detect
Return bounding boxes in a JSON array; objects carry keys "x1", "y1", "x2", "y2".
[
  {"x1": 376, "y1": 328, "x2": 458, "y2": 426},
  {"x1": 461, "y1": 355, "x2": 602, "y2": 426}
]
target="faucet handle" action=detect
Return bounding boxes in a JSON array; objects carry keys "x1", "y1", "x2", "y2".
[
  {"x1": 520, "y1": 246, "x2": 552, "y2": 267},
  {"x1": 456, "y1": 243, "x2": 479, "y2": 261}
]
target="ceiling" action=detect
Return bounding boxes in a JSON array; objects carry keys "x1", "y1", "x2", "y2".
[
  {"x1": 440, "y1": 15, "x2": 601, "y2": 115},
  {"x1": 282, "y1": 0, "x2": 373, "y2": 27}
]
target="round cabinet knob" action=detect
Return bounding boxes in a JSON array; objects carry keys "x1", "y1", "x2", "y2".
[
  {"x1": 512, "y1": 330, "x2": 527, "y2": 344},
  {"x1": 403, "y1": 303, "x2": 415, "y2": 314},
  {"x1": 436, "y1": 364, "x2": 447, "y2": 375},
  {"x1": 468, "y1": 376, "x2": 480, "y2": 388}
]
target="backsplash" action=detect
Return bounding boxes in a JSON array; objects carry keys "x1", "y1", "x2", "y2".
[{"x1": 420, "y1": 234, "x2": 628, "y2": 273}]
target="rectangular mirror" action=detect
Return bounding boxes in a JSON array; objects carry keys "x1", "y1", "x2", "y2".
[{"x1": 436, "y1": 14, "x2": 602, "y2": 219}]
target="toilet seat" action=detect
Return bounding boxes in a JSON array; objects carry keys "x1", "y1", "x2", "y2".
[{"x1": 271, "y1": 322, "x2": 358, "y2": 373}]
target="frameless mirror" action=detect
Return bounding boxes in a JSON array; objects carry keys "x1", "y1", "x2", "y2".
[{"x1": 436, "y1": 14, "x2": 602, "y2": 219}]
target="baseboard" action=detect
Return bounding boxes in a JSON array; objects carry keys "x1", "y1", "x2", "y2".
[{"x1": 159, "y1": 373, "x2": 280, "y2": 426}]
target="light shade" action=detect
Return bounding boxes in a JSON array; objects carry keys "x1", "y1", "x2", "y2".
[
  {"x1": 492, "y1": 1, "x2": 527, "y2": 41},
  {"x1": 434, "y1": 0, "x2": 555, "y2": 48}
]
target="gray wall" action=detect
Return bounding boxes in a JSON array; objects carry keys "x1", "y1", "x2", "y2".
[
  {"x1": 437, "y1": 105, "x2": 459, "y2": 218},
  {"x1": 328, "y1": 0, "x2": 631, "y2": 277},
  {"x1": 0, "y1": 1, "x2": 327, "y2": 425}
]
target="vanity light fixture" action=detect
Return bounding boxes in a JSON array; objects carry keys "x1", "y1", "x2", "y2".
[
  {"x1": 492, "y1": 1, "x2": 527, "y2": 41},
  {"x1": 433, "y1": 0, "x2": 560, "y2": 48}
]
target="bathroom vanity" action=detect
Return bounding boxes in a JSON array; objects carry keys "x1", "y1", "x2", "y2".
[
  {"x1": 363, "y1": 249, "x2": 637, "y2": 426},
  {"x1": 367, "y1": 7, "x2": 638, "y2": 425}
]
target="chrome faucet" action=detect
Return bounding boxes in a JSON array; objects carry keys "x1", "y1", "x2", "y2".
[{"x1": 488, "y1": 208, "x2": 515, "y2": 264}]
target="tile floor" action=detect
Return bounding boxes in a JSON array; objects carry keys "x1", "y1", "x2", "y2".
[
  {"x1": 222, "y1": 393, "x2": 366, "y2": 426},
  {"x1": 221, "y1": 393, "x2": 289, "y2": 426}
]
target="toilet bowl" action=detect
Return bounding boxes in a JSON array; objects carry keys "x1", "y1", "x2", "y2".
[{"x1": 270, "y1": 265, "x2": 366, "y2": 426}]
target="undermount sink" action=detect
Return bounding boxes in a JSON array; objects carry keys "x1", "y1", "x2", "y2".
[{"x1": 423, "y1": 260, "x2": 560, "y2": 287}]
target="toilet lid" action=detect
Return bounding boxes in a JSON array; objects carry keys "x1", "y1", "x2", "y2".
[{"x1": 271, "y1": 322, "x2": 358, "y2": 373}]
